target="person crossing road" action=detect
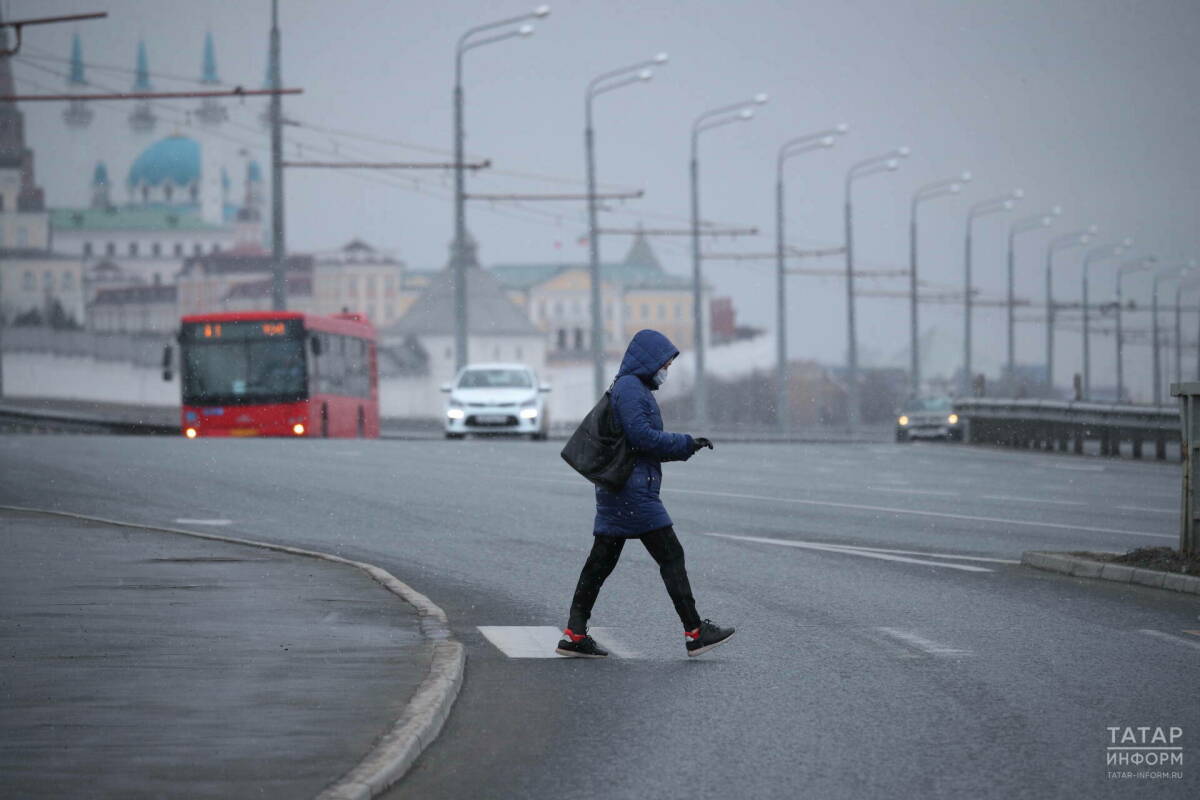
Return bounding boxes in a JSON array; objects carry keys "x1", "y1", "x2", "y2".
[{"x1": 556, "y1": 329, "x2": 735, "y2": 659}]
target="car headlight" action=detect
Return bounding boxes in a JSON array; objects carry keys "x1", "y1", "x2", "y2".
[
  {"x1": 898, "y1": 415, "x2": 909, "y2": 426},
  {"x1": 519, "y1": 408, "x2": 538, "y2": 419},
  {"x1": 947, "y1": 413, "x2": 959, "y2": 425},
  {"x1": 447, "y1": 408, "x2": 465, "y2": 420}
]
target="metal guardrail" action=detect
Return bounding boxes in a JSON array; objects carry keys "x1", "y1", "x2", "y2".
[
  {"x1": 954, "y1": 398, "x2": 1180, "y2": 460},
  {"x1": 0, "y1": 404, "x2": 178, "y2": 435}
]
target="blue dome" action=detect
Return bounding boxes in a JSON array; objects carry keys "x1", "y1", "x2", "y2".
[{"x1": 127, "y1": 135, "x2": 200, "y2": 188}]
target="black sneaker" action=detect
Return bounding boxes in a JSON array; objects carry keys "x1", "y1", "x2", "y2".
[
  {"x1": 555, "y1": 629, "x2": 608, "y2": 658},
  {"x1": 685, "y1": 619, "x2": 735, "y2": 657}
]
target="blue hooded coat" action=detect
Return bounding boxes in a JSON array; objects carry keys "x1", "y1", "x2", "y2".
[{"x1": 594, "y1": 329, "x2": 695, "y2": 536}]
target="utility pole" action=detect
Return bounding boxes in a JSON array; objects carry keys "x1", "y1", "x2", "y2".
[{"x1": 268, "y1": 0, "x2": 285, "y2": 311}]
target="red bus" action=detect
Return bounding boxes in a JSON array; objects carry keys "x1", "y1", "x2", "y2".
[{"x1": 168, "y1": 310, "x2": 380, "y2": 438}]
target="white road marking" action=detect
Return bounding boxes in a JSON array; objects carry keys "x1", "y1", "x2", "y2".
[
  {"x1": 173, "y1": 518, "x2": 232, "y2": 526},
  {"x1": 514, "y1": 476, "x2": 1172, "y2": 540},
  {"x1": 795, "y1": 541, "x2": 1021, "y2": 565},
  {"x1": 1048, "y1": 463, "x2": 1106, "y2": 472},
  {"x1": 877, "y1": 627, "x2": 972, "y2": 657},
  {"x1": 870, "y1": 487, "x2": 959, "y2": 497},
  {"x1": 701, "y1": 533, "x2": 994, "y2": 573},
  {"x1": 981, "y1": 495, "x2": 1085, "y2": 507},
  {"x1": 478, "y1": 626, "x2": 563, "y2": 658},
  {"x1": 1138, "y1": 629, "x2": 1200, "y2": 653},
  {"x1": 477, "y1": 626, "x2": 639, "y2": 659},
  {"x1": 1116, "y1": 505, "x2": 1175, "y2": 515}
]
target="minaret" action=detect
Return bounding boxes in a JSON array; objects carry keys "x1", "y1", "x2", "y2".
[
  {"x1": 194, "y1": 32, "x2": 227, "y2": 125},
  {"x1": 0, "y1": 16, "x2": 45, "y2": 212},
  {"x1": 128, "y1": 40, "x2": 157, "y2": 133},
  {"x1": 90, "y1": 162, "x2": 111, "y2": 209},
  {"x1": 62, "y1": 33, "x2": 94, "y2": 128}
]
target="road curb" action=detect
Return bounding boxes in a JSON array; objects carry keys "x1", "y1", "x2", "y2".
[
  {"x1": 0, "y1": 504, "x2": 464, "y2": 800},
  {"x1": 1021, "y1": 550, "x2": 1200, "y2": 595}
]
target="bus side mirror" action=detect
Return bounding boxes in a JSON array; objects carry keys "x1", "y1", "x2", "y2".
[
  {"x1": 161, "y1": 344, "x2": 173, "y2": 382},
  {"x1": 310, "y1": 336, "x2": 322, "y2": 356}
]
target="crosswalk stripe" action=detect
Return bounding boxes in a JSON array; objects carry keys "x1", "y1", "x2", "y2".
[
  {"x1": 477, "y1": 626, "x2": 641, "y2": 659},
  {"x1": 701, "y1": 533, "x2": 995, "y2": 572},
  {"x1": 877, "y1": 627, "x2": 972, "y2": 657}
]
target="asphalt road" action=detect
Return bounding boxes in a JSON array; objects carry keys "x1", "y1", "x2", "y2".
[{"x1": 2, "y1": 435, "x2": 1196, "y2": 799}]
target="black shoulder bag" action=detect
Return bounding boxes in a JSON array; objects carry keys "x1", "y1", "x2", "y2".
[{"x1": 560, "y1": 386, "x2": 636, "y2": 492}]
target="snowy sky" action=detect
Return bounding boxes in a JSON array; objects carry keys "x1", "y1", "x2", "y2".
[{"x1": 6, "y1": 0, "x2": 1200, "y2": 391}]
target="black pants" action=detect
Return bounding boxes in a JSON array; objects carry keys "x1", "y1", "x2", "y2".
[{"x1": 567, "y1": 526, "x2": 701, "y2": 632}]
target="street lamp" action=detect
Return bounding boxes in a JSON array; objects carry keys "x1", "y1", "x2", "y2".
[
  {"x1": 690, "y1": 93, "x2": 768, "y2": 426},
  {"x1": 844, "y1": 146, "x2": 909, "y2": 425},
  {"x1": 585, "y1": 53, "x2": 667, "y2": 399},
  {"x1": 1006, "y1": 206, "x2": 1061, "y2": 383},
  {"x1": 452, "y1": 5, "x2": 549, "y2": 371},
  {"x1": 1081, "y1": 238, "x2": 1132, "y2": 400},
  {"x1": 1174, "y1": 276, "x2": 1200, "y2": 389},
  {"x1": 774, "y1": 124, "x2": 848, "y2": 431},
  {"x1": 1151, "y1": 261, "x2": 1196, "y2": 405},
  {"x1": 909, "y1": 171, "x2": 971, "y2": 398},
  {"x1": 962, "y1": 190, "x2": 1021, "y2": 394},
  {"x1": 1115, "y1": 256, "x2": 1154, "y2": 403},
  {"x1": 1043, "y1": 227, "x2": 1096, "y2": 394}
]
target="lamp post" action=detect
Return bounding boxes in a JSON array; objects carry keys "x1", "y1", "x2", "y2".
[
  {"x1": 1082, "y1": 238, "x2": 1132, "y2": 400},
  {"x1": 1114, "y1": 256, "x2": 1154, "y2": 404},
  {"x1": 690, "y1": 93, "x2": 768, "y2": 426},
  {"x1": 1152, "y1": 262, "x2": 1195, "y2": 405},
  {"x1": 844, "y1": 147, "x2": 909, "y2": 425},
  {"x1": 585, "y1": 53, "x2": 667, "y2": 399},
  {"x1": 1006, "y1": 207, "x2": 1061, "y2": 384},
  {"x1": 909, "y1": 172, "x2": 970, "y2": 398},
  {"x1": 774, "y1": 124, "x2": 848, "y2": 431},
  {"x1": 962, "y1": 191, "x2": 1021, "y2": 394},
  {"x1": 1044, "y1": 228, "x2": 1095, "y2": 394},
  {"x1": 452, "y1": 5, "x2": 549, "y2": 371},
  {"x1": 1174, "y1": 278, "x2": 1200, "y2": 388}
]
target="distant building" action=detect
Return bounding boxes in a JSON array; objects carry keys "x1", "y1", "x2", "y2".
[
  {"x1": 379, "y1": 264, "x2": 546, "y2": 384},
  {"x1": 489, "y1": 229, "x2": 711, "y2": 359},
  {"x1": 0, "y1": 27, "x2": 84, "y2": 328},
  {"x1": 311, "y1": 239, "x2": 410, "y2": 326},
  {"x1": 89, "y1": 283, "x2": 178, "y2": 334},
  {"x1": 50, "y1": 141, "x2": 266, "y2": 288},
  {"x1": 177, "y1": 250, "x2": 313, "y2": 316}
]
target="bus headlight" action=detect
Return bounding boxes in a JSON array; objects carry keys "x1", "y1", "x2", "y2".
[
  {"x1": 447, "y1": 408, "x2": 465, "y2": 420},
  {"x1": 898, "y1": 415, "x2": 909, "y2": 426},
  {"x1": 292, "y1": 423, "x2": 306, "y2": 435},
  {"x1": 185, "y1": 427, "x2": 198, "y2": 439},
  {"x1": 947, "y1": 413, "x2": 959, "y2": 425}
]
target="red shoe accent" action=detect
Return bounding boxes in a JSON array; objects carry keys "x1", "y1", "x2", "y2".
[
  {"x1": 563, "y1": 628, "x2": 586, "y2": 643},
  {"x1": 685, "y1": 627, "x2": 700, "y2": 640}
]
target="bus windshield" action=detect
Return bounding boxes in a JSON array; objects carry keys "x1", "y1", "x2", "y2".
[{"x1": 182, "y1": 337, "x2": 307, "y2": 406}]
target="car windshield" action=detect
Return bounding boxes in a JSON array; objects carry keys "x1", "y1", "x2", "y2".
[
  {"x1": 182, "y1": 338, "x2": 307, "y2": 405},
  {"x1": 458, "y1": 369, "x2": 532, "y2": 389},
  {"x1": 906, "y1": 396, "x2": 953, "y2": 412}
]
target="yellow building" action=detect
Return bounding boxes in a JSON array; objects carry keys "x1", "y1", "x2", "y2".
[{"x1": 490, "y1": 231, "x2": 707, "y2": 360}]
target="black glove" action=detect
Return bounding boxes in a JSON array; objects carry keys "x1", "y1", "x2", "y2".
[{"x1": 692, "y1": 436, "x2": 714, "y2": 452}]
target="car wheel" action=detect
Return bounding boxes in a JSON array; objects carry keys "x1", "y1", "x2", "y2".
[{"x1": 445, "y1": 432, "x2": 464, "y2": 440}]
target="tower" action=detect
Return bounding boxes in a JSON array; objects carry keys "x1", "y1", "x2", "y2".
[
  {"x1": 128, "y1": 40, "x2": 157, "y2": 133},
  {"x1": 62, "y1": 34, "x2": 94, "y2": 129},
  {"x1": 90, "y1": 162, "x2": 111, "y2": 210},
  {"x1": 194, "y1": 32, "x2": 228, "y2": 125},
  {"x1": 0, "y1": 18, "x2": 45, "y2": 213}
]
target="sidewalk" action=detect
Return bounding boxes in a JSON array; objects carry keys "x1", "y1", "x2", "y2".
[{"x1": 0, "y1": 508, "x2": 436, "y2": 798}]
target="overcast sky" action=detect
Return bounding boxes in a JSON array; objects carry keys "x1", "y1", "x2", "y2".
[{"x1": 7, "y1": 0, "x2": 1200, "y2": 394}]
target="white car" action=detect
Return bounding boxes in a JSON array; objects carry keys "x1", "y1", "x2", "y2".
[{"x1": 441, "y1": 363, "x2": 551, "y2": 440}]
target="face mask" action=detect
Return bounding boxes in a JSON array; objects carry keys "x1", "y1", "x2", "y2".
[{"x1": 654, "y1": 367, "x2": 669, "y2": 387}]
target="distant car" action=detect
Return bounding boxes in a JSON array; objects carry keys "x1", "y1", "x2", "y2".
[
  {"x1": 895, "y1": 395, "x2": 962, "y2": 442},
  {"x1": 441, "y1": 363, "x2": 550, "y2": 440}
]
